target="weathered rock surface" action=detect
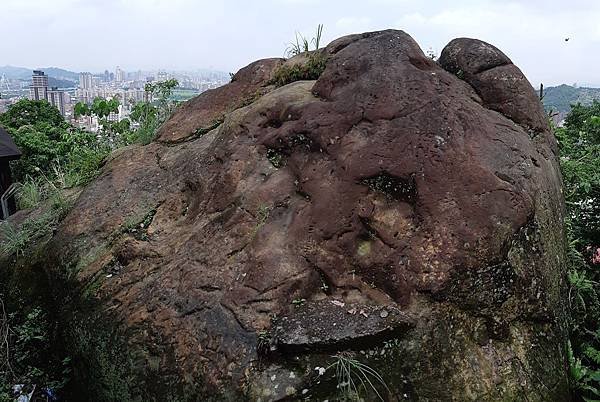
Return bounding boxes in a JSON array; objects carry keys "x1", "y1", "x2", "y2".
[
  {"x1": 156, "y1": 58, "x2": 284, "y2": 143},
  {"x1": 43, "y1": 30, "x2": 568, "y2": 401}
]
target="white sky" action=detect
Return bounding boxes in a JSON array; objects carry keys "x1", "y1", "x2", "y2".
[{"x1": 0, "y1": 0, "x2": 597, "y2": 86}]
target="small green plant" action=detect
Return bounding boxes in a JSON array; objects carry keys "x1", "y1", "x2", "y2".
[
  {"x1": 0, "y1": 222, "x2": 31, "y2": 257},
  {"x1": 291, "y1": 298, "x2": 306, "y2": 307},
  {"x1": 286, "y1": 24, "x2": 323, "y2": 57},
  {"x1": 271, "y1": 24, "x2": 327, "y2": 87},
  {"x1": 569, "y1": 269, "x2": 597, "y2": 311},
  {"x1": 569, "y1": 340, "x2": 600, "y2": 400},
  {"x1": 192, "y1": 118, "x2": 224, "y2": 140},
  {"x1": 256, "y1": 331, "x2": 271, "y2": 355},
  {"x1": 121, "y1": 208, "x2": 157, "y2": 241},
  {"x1": 266, "y1": 148, "x2": 284, "y2": 168},
  {"x1": 270, "y1": 53, "x2": 327, "y2": 88},
  {"x1": 251, "y1": 205, "x2": 271, "y2": 238},
  {"x1": 326, "y1": 352, "x2": 391, "y2": 401}
]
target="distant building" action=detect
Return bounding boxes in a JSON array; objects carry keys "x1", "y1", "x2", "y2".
[
  {"x1": 157, "y1": 71, "x2": 169, "y2": 82},
  {"x1": 115, "y1": 66, "x2": 124, "y2": 83},
  {"x1": 48, "y1": 87, "x2": 67, "y2": 115},
  {"x1": 29, "y1": 70, "x2": 48, "y2": 101},
  {"x1": 79, "y1": 72, "x2": 93, "y2": 89},
  {"x1": 29, "y1": 70, "x2": 67, "y2": 116}
]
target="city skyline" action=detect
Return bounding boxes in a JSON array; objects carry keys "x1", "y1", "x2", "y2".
[{"x1": 1, "y1": 1, "x2": 600, "y2": 86}]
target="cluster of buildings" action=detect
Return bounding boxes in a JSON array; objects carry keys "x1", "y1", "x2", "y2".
[{"x1": 0, "y1": 66, "x2": 229, "y2": 131}]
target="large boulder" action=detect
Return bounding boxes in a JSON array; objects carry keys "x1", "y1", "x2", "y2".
[{"x1": 46, "y1": 30, "x2": 568, "y2": 401}]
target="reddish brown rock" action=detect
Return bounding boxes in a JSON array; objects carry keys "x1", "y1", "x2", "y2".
[
  {"x1": 156, "y1": 58, "x2": 284, "y2": 143},
  {"x1": 43, "y1": 30, "x2": 568, "y2": 401},
  {"x1": 439, "y1": 38, "x2": 550, "y2": 135}
]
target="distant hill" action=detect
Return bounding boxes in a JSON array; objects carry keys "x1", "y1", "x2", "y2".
[
  {"x1": 0, "y1": 65, "x2": 78, "y2": 80},
  {"x1": 0, "y1": 65, "x2": 31, "y2": 80},
  {"x1": 40, "y1": 67, "x2": 79, "y2": 82},
  {"x1": 542, "y1": 84, "x2": 600, "y2": 115},
  {"x1": 0, "y1": 65, "x2": 78, "y2": 86}
]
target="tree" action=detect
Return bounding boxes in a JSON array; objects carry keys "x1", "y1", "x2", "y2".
[
  {"x1": 0, "y1": 100, "x2": 110, "y2": 184},
  {"x1": 74, "y1": 97, "x2": 120, "y2": 120},
  {"x1": 74, "y1": 97, "x2": 125, "y2": 142},
  {"x1": 126, "y1": 79, "x2": 179, "y2": 144},
  {"x1": 0, "y1": 99, "x2": 65, "y2": 131}
]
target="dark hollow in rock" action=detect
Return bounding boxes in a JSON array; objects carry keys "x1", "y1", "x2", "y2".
[{"x1": 361, "y1": 171, "x2": 417, "y2": 203}]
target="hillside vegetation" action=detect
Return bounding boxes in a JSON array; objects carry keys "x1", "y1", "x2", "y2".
[{"x1": 543, "y1": 84, "x2": 600, "y2": 116}]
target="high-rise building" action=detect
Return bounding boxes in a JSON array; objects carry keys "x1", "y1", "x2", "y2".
[
  {"x1": 79, "y1": 72, "x2": 93, "y2": 89},
  {"x1": 29, "y1": 70, "x2": 68, "y2": 116},
  {"x1": 29, "y1": 70, "x2": 48, "y2": 101},
  {"x1": 115, "y1": 66, "x2": 124, "y2": 83},
  {"x1": 47, "y1": 87, "x2": 66, "y2": 115}
]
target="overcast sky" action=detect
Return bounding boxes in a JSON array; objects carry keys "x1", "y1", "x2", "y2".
[{"x1": 0, "y1": 0, "x2": 597, "y2": 86}]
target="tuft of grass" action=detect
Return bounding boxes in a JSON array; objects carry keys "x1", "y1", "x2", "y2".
[
  {"x1": 326, "y1": 352, "x2": 391, "y2": 401},
  {"x1": 272, "y1": 24, "x2": 327, "y2": 87},
  {"x1": 133, "y1": 120, "x2": 159, "y2": 146},
  {"x1": 0, "y1": 222, "x2": 31, "y2": 258},
  {"x1": 286, "y1": 24, "x2": 324, "y2": 57},
  {"x1": 1, "y1": 179, "x2": 72, "y2": 259},
  {"x1": 16, "y1": 177, "x2": 44, "y2": 210}
]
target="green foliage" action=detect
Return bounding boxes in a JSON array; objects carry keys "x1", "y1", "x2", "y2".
[
  {"x1": 0, "y1": 221, "x2": 31, "y2": 258},
  {"x1": 569, "y1": 340, "x2": 600, "y2": 401},
  {"x1": 74, "y1": 97, "x2": 119, "y2": 120},
  {"x1": 16, "y1": 177, "x2": 43, "y2": 210},
  {"x1": 270, "y1": 52, "x2": 328, "y2": 87},
  {"x1": 542, "y1": 85, "x2": 600, "y2": 116},
  {"x1": 285, "y1": 24, "x2": 323, "y2": 57},
  {"x1": 1, "y1": 100, "x2": 111, "y2": 185},
  {"x1": 124, "y1": 78, "x2": 179, "y2": 144},
  {"x1": 0, "y1": 99, "x2": 65, "y2": 131},
  {"x1": 0, "y1": 300, "x2": 71, "y2": 400},
  {"x1": 270, "y1": 25, "x2": 328, "y2": 87},
  {"x1": 0, "y1": 191, "x2": 70, "y2": 260},
  {"x1": 557, "y1": 102, "x2": 600, "y2": 400}
]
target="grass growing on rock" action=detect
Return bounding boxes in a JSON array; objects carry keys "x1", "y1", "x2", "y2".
[
  {"x1": 327, "y1": 352, "x2": 391, "y2": 401},
  {"x1": 270, "y1": 53, "x2": 327, "y2": 88}
]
